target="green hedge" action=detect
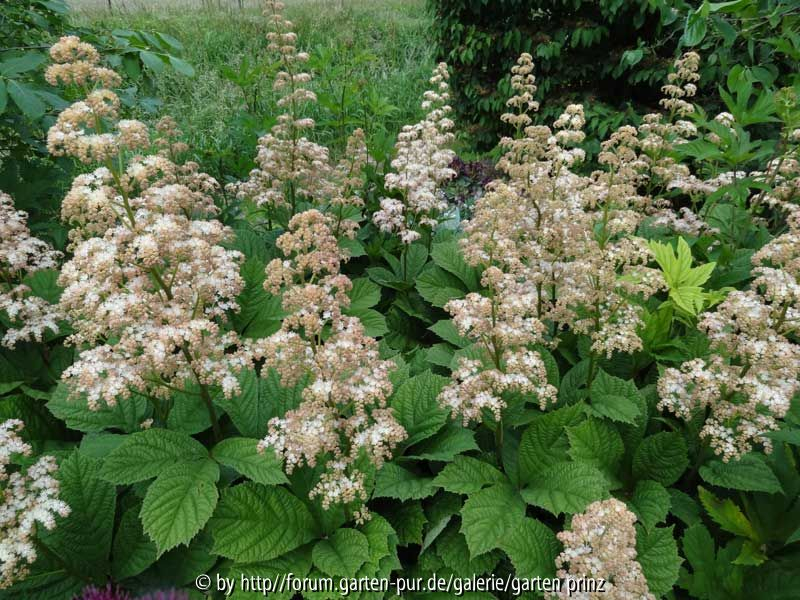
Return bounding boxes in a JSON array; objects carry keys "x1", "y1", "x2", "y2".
[{"x1": 429, "y1": 0, "x2": 800, "y2": 151}]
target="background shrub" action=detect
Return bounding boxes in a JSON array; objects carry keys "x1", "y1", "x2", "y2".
[{"x1": 429, "y1": 0, "x2": 800, "y2": 151}]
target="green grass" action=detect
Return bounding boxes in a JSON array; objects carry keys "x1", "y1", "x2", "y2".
[{"x1": 69, "y1": 0, "x2": 435, "y2": 181}]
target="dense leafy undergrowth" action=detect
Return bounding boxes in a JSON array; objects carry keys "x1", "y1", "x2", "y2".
[{"x1": 2, "y1": 1, "x2": 800, "y2": 599}]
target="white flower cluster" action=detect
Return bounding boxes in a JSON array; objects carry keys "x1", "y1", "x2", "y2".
[
  {"x1": 45, "y1": 37, "x2": 249, "y2": 413},
  {"x1": 551, "y1": 498, "x2": 654, "y2": 600},
  {"x1": 0, "y1": 191, "x2": 63, "y2": 348},
  {"x1": 373, "y1": 63, "x2": 456, "y2": 244},
  {"x1": 253, "y1": 210, "x2": 405, "y2": 519},
  {"x1": 1, "y1": 419, "x2": 70, "y2": 589},
  {"x1": 658, "y1": 212, "x2": 800, "y2": 460},
  {"x1": 231, "y1": 1, "x2": 369, "y2": 215}
]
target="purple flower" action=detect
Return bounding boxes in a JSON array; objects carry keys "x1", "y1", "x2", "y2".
[
  {"x1": 136, "y1": 591, "x2": 189, "y2": 600},
  {"x1": 77, "y1": 585, "x2": 131, "y2": 600}
]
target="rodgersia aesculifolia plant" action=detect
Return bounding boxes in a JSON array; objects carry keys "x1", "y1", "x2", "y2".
[
  {"x1": 4, "y1": 3, "x2": 800, "y2": 598},
  {"x1": 253, "y1": 210, "x2": 404, "y2": 520},
  {"x1": 45, "y1": 36, "x2": 248, "y2": 437}
]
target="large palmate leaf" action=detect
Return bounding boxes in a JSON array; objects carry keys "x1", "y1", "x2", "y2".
[
  {"x1": 432, "y1": 455, "x2": 506, "y2": 495},
  {"x1": 700, "y1": 455, "x2": 783, "y2": 494},
  {"x1": 520, "y1": 462, "x2": 611, "y2": 516},
  {"x1": 40, "y1": 451, "x2": 116, "y2": 580},
  {"x1": 501, "y1": 517, "x2": 559, "y2": 579},
  {"x1": 373, "y1": 463, "x2": 436, "y2": 501}
]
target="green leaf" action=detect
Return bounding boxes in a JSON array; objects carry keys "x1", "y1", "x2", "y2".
[
  {"x1": 22, "y1": 268, "x2": 62, "y2": 303},
  {"x1": 520, "y1": 462, "x2": 611, "y2": 516},
  {"x1": 460, "y1": 483, "x2": 525, "y2": 558},
  {"x1": 636, "y1": 525, "x2": 682, "y2": 597},
  {"x1": 0, "y1": 380, "x2": 23, "y2": 395},
  {"x1": 166, "y1": 383, "x2": 217, "y2": 435},
  {"x1": 681, "y1": 523, "x2": 717, "y2": 598},
  {"x1": 436, "y1": 524, "x2": 501, "y2": 577},
  {"x1": 141, "y1": 530, "x2": 215, "y2": 588},
  {"x1": 0, "y1": 80, "x2": 7, "y2": 114},
  {"x1": 733, "y1": 539, "x2": 768, "y2": 566},
  {"x1": 80, "y1": 432, "x2": 125, "y2": 458},
  {"x1": 500, "y1": 517, "x2": 559, "y2": 579},
  {"x1": 633, "y1": 432, "x2": 688, "y2": 486},
  {"x1": 629, "y1": 480, "x2": 671, "y2": 531},
  {"x1": 209, "y1": 482, "x2": 314, "y2": 562},
  {"x1": 373, "y1": 463, "x2": 436, "y2": 500},
  {"x1": 215, "y1": 368, "x2": 307, "y2": 438},
  {"x1": 518, "y1": 403, "x2": 584, "y2": 482},
  {"x1": 415, "y1": 264, "x2": 467, "y2": 307},
  {"x1": 347, "y1": 278, "x2": 382, "y2": 311},
  {"x1": 346, "y1": 306, "x2": 388, "y2": 337},
  {"x1": 0, "y1": 53, "x2": 46, "y2": 77},
  {"x1": 141, "y1": 459, "x2": 219, "y2": 555},
  {"x1": 168, "y1": 56, "x2": 195, "y2": 77},
  {"x1": 683, "y1": 8, "x2": 708, "y2": 46},
  {"x1": 669, "y1": 488, "x2": 702, "y2": 526},
  {"x1": 360, "y1": 514, "x2": 396, "y2": 563},
  {"x1": 112, "y1": 505, "x2": 157, "y2": 580},
  {"x1": 227, "y1": 548, "x2": 311, "y2": 600},
  {"x1": 100, "y1": 428, "x2": 207, "y2": 484},
  {"x1": 428, "y1": 319, "x2": 470, "y2": 348},
  {"x1": 430, "y1": 239, "x2": 481, "y2": 290},
  {"x1": 312, "y1": 528, "x2": 370, "y2": 577},
  {"x1": 589, "y1": 369, "x2": 642, "y2": 424},
  {"x1": 649, "y1": 238, "x2": 716, "y2": 315},
  {"x1": 567, "y1": 418, "x2": 624, "y2": 472},
  {"x1": 698, "y1": 486, "x2": 758, "y2": 540},
  {"x1": 405, "y1": 424, "x2": 478, "y2": 461},
  {"x1": 7, "y1": 80, "x2": 46, "y2": 119},
  {"x1": 433, "y1": 455, "x2": 506, "y2": 494},
  {"x1": 212, "y1": 437, "x2": 288, "y2": 485},
  {"x1": 700, "y1": 455, "x2": 783, "y2": 494},
  {"x1": 47, "y1": 383, "x2": 150, "y2": 433},
  {"x1": 390, "y1": 370, "x2": 449, "y2": 445},
  {"x1": 385, "y1": 501, "x2": 425, "y2": 546},
  {"x1": 139, "y1": 50, "x2": 166, "y2": 73},
  {"x1": 232, "y1": 257, "x2": 284, "y2": 338},
  {"x1": 40, "y1": 451, "x2": 115, "y2": 579}
]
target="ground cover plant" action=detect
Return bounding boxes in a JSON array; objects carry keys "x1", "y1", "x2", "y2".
[{"x1": 1, "y1": 0, "x2": 800, "y2": 599}]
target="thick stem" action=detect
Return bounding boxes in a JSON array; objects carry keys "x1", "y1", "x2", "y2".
[{"x1": 181, "y1": 344, "x2": 222, "y2": 442}]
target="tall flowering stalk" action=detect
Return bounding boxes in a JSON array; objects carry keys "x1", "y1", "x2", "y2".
[
  {"x1": 658, "y1": 212, "x2": 800, "y2": 461},
  {"x1": 373, "y1": 63, "x2": 456, "y2": 245},
  {"x1": 0, "y1": 191, "x2": 63, "y2": 348},
  {"x1": 45, "y1": 36, "x2": 248, "y2": 439},
  {"x1": 1, "y1": 419, "x2": 70, "y2": 588},
  {"x1": 232, "y1": 1, "x2": 369, "y2": 223},
  {"x1": 253, "y1": 210, "x2": 404, "y2": 521},
  {"x1": 550, "y1": 499, "x2": 654, "y2": 600}
]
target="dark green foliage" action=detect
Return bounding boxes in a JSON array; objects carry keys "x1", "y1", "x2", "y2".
[{"x1": 428, "y1": 0, "x2": 800, "y2": 150}]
